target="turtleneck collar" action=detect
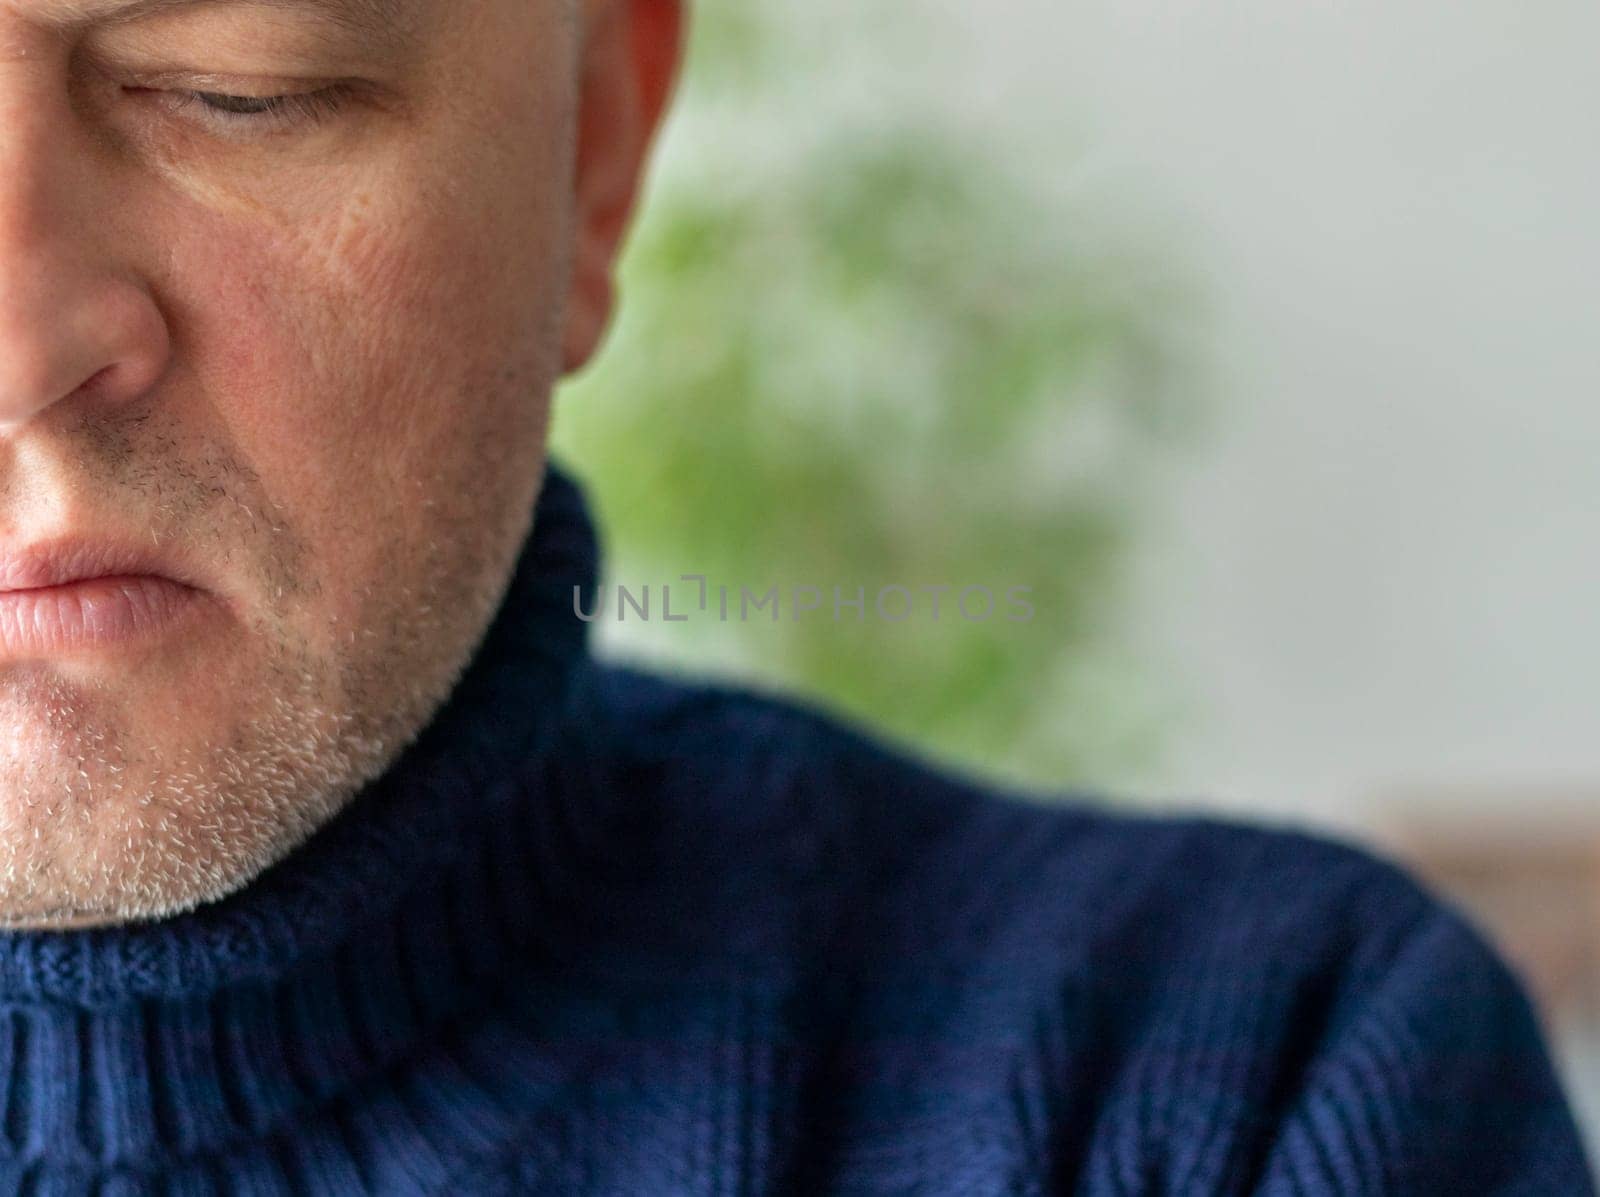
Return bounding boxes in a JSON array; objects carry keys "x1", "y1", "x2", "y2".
[{"x1": 0, "y1": 459, "x2": 600, "y2": 1175}]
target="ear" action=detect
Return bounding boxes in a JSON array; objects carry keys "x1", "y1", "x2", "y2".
[{"x1": 561, "y1": 0, "x2": 685, "y2": 375}]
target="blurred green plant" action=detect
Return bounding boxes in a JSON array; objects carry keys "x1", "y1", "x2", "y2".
[{"x1": 551, "y1": 0, "x2": 1191, "y2": 790}]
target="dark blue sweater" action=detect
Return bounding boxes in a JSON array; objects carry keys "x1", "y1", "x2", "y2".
[{"x1": 0, "y1": 463, "x2": 1591, "y2": 1195}]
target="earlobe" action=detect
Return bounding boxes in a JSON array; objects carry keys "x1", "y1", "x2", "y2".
[
  {"x1": 561, "y1": 271, "x2": 614, "y2": 375},
  {"x1": 560, "y1": 0, "x2": 685, "y2": 376}
]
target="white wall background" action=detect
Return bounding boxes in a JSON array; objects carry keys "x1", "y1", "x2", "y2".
[{"x1": 920, "y1": 0, "x2": 1600, "y2": 831}]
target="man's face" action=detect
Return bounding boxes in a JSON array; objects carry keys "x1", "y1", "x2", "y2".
[{"x1": 0, "y1": 0, "x2": 671, "y2": 927}]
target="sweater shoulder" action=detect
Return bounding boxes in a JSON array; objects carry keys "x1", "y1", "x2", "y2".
[
  {"x1": 549, "y1": 664, "x2": 1591, "y2": 1192},
  {"x1": 558, "y1": 661, "x2": 1447, "y2": 986}
]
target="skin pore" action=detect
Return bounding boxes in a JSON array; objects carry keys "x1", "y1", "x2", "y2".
[{"x1": 0, "y1": 0, "x2": 681, "y2": 928}]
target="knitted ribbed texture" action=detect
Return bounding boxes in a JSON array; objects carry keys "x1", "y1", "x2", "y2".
[{"x1": 0, "y1": 461, "x2": 1591, "y2": 1195}]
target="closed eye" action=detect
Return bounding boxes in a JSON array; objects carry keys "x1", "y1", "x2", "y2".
[
  {"x1": 181, "y1": 87, "x2": 352, "y2": 126},
  {"x1": 122, "y1": 84, "x2": 357, "y2": 135}
]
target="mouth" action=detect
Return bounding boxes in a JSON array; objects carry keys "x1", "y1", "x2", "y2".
[{"x1": 0, "y1": 540, "x2": 213, "y2": 660}]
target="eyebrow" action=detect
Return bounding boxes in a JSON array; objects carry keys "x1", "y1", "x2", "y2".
[{"x1": 41, "y1": 0, "x2": 413, "y2": 45}]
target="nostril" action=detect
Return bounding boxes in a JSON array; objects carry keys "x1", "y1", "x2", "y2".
[
  {"x1": 0, "y1": 281, "x2": 170, "y2": 425},
  {"x1": 76, "y1": 366, "x2": 118, "y2": 398}
]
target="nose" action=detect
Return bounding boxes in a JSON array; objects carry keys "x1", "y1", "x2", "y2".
[{"x1": 0, "y1": 76, "x2": 171, "y2": 430}]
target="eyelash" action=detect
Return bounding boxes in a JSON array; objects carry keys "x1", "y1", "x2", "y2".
[{"x1": 163, "y1": 85, "x2": 353, "y2": 132}]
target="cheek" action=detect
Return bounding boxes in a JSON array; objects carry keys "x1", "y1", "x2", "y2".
[{"x1": 154, "y1": 162, "x2": 565, "y2": 557}]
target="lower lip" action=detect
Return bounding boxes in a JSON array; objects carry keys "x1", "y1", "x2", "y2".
[{"x1": 0, "y1": 575, "x2": 208, "y2": 659}]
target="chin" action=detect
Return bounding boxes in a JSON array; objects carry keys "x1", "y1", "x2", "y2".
[{"x1": 0, "y1": 658, "x2": 408, "y2": 927}]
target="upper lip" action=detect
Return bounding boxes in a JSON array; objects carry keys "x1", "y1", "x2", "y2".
[{"x1": 0, "y1": 538, "x2": 200, "y2": 594}]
